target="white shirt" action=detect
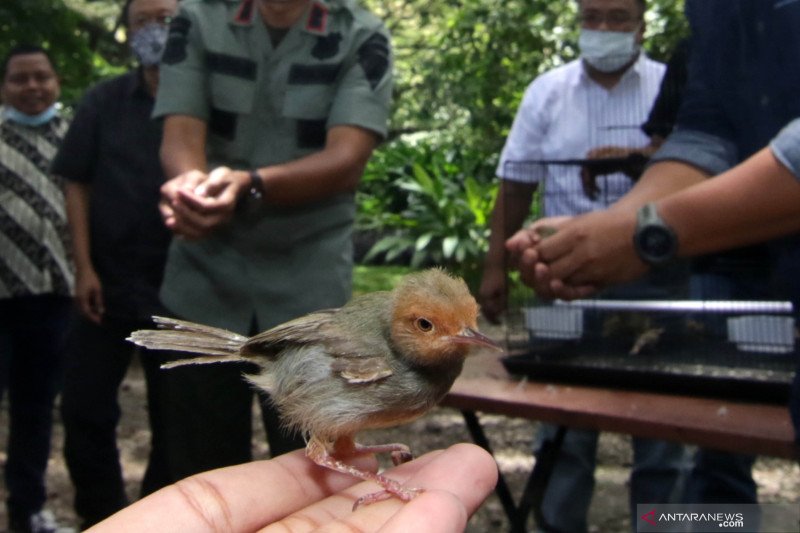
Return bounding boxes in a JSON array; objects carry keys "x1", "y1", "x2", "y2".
[{"x1": 497, "y1": 54, "x2": 666, "y2": 217}]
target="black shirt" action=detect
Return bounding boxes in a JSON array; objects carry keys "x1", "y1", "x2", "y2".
[{"x1": 52, "y1": 69, "x2": 171, "y2": 321}]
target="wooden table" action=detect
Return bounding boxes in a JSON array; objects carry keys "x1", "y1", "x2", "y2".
[{"x1": 440, "y1": 353, "x2": 798, "y2": 532}]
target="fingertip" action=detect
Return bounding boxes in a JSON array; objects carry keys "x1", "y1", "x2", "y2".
[{"x1": 448, "y1": 442, "x2": 499, "y2": 488}]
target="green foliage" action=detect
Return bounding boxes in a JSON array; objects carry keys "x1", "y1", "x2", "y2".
[
  {"x1": 366, "y1": 0, "x2": 688, "y2": 155},
  {"x1": 358, "y1": 135, "x2": 498, "y2": 283},
  {"x1": 353, "y1": 265, "x2": 413, "y2": 295},
  {"x1": 356, "y1": 0, "x2": 687, "y2": 286}
]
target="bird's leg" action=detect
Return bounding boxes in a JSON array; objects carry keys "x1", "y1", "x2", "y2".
[
  {"x1": 353, "y1": 442, "x2": 413, "y2": 465},
  {"x1": 306, "y1": 436, "x2": 423, "y2": 510}
]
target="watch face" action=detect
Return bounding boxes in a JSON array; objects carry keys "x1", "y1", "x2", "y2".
[{"x1": 639, "y1": 225, "x2": 675, "y2": 261}]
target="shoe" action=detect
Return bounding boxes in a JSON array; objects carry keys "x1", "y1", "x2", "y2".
[{"x1": 9, "y1": 509, "x2": 75, "y2": 533}]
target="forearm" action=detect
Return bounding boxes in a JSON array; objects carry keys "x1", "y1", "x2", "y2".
[
  {"x1": 611, "y1": 160, "x2": 710, "y2": 212},
  {"x1": 484, "y1": 181, "x2": 536, "y2": 270},
  {"x1": 659, "y1": 147, "x2": 800, "y2": 256},
  {"x1": 255, "y1": 126, "x2": 378, "y2": 206},
  {"x1": 64, "y1": 181, "x2": 94, "y2": 273},
  {"x1": 161, "y1": 115, "x2": 208, "y2": 178}
]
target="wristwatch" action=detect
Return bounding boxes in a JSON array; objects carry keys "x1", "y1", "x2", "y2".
[
  {"x1": 633, "y1": 202, "x2": 678, "y2": 265},
  {"x1": 246, "y1": 169, "x2": 265, "y2": 201}
]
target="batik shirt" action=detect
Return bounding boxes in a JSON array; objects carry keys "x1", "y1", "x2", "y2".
[{"x1": 0, "y1": 107, "x2": 73, "y2": 298}]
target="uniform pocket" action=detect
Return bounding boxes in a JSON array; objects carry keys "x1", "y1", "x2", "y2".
[
  {"x1": 283, "y1": 85, "x2": 335, "y2": 149},
  {"x1": 283, "y1": 84, "x2": 334, "y2": 119},
  {"x1": 210, "y1": 73, "x2": 256, "y2": 114}
]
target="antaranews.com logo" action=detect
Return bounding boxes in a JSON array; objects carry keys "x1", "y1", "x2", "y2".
[{"x1": 636, "y1": 504, "x2": 800, "y2": 532}]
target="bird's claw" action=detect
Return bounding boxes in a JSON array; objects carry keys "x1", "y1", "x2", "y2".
[
  {"x1": 352, "y1": 486, "x2": 424, "y2": 510},
  {"x1": 391, "y1": 449, "x2": 413, "y2": 465}
]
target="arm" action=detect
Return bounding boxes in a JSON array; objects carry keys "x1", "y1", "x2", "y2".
[
  {"x1": 479, "y1": 180, "x2": 537, "y2": 323},
  {"x1": 660, "y1": 146, "x2": 800, "y2": 256},
  {"x1": 609, "y1": 159, "x2": 710, "y2": 212},
  {"x1": 65, "y1": 181, "x2": 104, "y2": 323},
  {"x1": 508, "y1": 159, "x2": 710, "y2": 299},
  {"x1": 514, "y1": 134, "x2": 800, "y2": 299},
  {"x1": 160, "y1": 114, "x2": 208, "y2": 178},
  {"x1": 253, "y1": 124, "x2": 378, "y2": 205},
  {"x1": 158, "y1": 115, "x2": 210, "y2": 236}
]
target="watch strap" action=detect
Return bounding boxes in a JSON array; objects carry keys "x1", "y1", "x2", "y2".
[{"x1": 247, "y1": 169, "x2": 264, "y2": 201}]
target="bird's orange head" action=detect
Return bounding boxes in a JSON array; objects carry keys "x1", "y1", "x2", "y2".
[{"x1": 389, "y1": 269, "x2": 498, "y2": 367}]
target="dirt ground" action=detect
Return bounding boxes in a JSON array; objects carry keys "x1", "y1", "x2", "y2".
[{"x1": 0, "y1": 355, "x2": 798, "y2": 532}]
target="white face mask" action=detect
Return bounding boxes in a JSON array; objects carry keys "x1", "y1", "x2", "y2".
[{"x1": 579, "y1": 28, "x2": 640, "y2": 73}]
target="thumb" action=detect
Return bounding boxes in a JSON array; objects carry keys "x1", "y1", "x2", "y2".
[{"x1": 195, "y1": 166, "x2": 232, "y2": 198}]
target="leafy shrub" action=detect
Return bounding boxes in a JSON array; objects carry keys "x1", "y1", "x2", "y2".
[{"x1": 357, "y1": 135, "x2": 498, "y2": 285}]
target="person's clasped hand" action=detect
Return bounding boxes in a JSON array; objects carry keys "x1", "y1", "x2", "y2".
[
  {"x1": 506, "y1": 210, "x2": 646, "y2": 301},
  {"x1": 86, "y1": 443, "x2": 497, "y2": 533},
  {"x1": 160, "y1": 166, "x2": 251, "y2": 239}
]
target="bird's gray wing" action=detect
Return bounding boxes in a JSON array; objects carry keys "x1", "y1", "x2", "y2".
[
  {"x1": 329, "y1": 356, "x2": 394, "y2": 384},
  {"x1": 241, "y1": 309, "x2": 339, "y2": 358},
  {"x1": 242, "y1": 293, "x2": 395, "y2": 384}
]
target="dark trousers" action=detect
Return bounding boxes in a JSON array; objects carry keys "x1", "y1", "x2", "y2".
[
  {"x1": 0, "y1": 295, "x2": 71, "y2": 523},
  {"x1": 159, "y1": 360, "x2": 306, "y2": 482},
  {"x1": 60, "y1": 315, "x2": 171, "y2": 527},
  {"x1": 682, "y1": 450, "x2": 757, "y2": 504}
]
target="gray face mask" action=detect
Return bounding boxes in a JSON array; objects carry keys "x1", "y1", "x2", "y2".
[
  {"x1": 130, "y1": 22, "x2": 169, "y2": 67},
  {"x1": 579, "y1": 28, "x2": 641, "y2": 73}
]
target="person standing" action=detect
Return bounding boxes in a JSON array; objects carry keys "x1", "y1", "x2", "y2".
[
  {"x1": 0, "y1": 44, "x2": 74, "y2": 533},
  {"x1": 152, "y1": 0, "x2": 393, "y2": 481},
  {"x1": 479, "y1": 1, "x2": 687, "y2": 531},
  {"x1": 511, "y1": 0, "x2": 800, "y2": 512},
  {"x1": 50, "y1": 0, "x2": 179, "y2": 527}
]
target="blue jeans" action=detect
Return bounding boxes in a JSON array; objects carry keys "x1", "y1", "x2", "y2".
[
  {"x1": 0, "y1": 295, "x2": 71, "y2": 522},
  {"x1": 534, "y1": 424, "x2": 688, "y2": 533}
]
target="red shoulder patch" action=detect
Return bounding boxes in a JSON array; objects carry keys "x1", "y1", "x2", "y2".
[
  {"x1": 234, "y1": 0, "x2": 255, "y2": 24},
  {"x1": 305, "y1": 2, "x2": 328, "y2": 33}
]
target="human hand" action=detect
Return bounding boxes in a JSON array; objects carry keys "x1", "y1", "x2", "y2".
[
  {"x1": 160, "y1": 167, "x2": 249, "y2": 239},
  {"x1": 159, "y1": 169, "x2": 207, "y2": 233},
  {"x1": 516, "y1": 209, "x2": 646, "y2": 300},
  {"x1": 478, "y1": 266, "x2": 508, "y2": 324},
  {"x1": 505, "y1": 216, "x2": 572, "y2": 270},
  {"x1": 74, "y1": 267, "x2": 104, "y2": 324},
  {"x1": 86, "y1": 443, "x2": 498, "y2": 533}
]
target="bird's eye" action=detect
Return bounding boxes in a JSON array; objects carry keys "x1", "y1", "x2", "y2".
[{"x1": 415, "y1": 317, "x2": 434, "y2": 332}]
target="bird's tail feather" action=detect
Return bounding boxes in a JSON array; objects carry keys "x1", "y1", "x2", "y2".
[{"x1": 127, "y1": 316, "x2": 250, "y2": 368}]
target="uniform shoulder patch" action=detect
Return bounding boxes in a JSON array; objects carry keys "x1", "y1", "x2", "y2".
[
  {"x1": 306, "y1": 2, "x2": 328, "y2": 33},
  {"x1": 162, "y1": 12, "x2": 192, "y2": 65},
  {"x1": 357, "y1": 33, "x2": 389, "y2": 90},
  {"x1": 234, "y1": 0, "x2": 255, "y2": 24}
]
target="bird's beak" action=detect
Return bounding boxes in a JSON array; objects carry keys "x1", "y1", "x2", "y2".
[{"x1": 450, "y1": 328, "x2": 503, "y2": 352}]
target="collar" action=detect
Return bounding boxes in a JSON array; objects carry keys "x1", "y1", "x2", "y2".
[
  {"x1": 124, "y1": 67, "x2": 152, "y2": 98},
  {"x1": 231, "y1": 0, "x2": 330, "y2": 35}
]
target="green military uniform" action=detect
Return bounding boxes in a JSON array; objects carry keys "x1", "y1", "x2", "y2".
[
  {"x1": 151, "y1": 0, "x2": 392, "y2": 479},
  {"x1": 153, "y1": 0, "x2": 392, "y2": 334}
]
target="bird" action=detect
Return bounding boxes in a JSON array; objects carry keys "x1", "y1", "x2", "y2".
[{"x1": 127, "y1": 268, "x2": 499, "y2": 508}]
